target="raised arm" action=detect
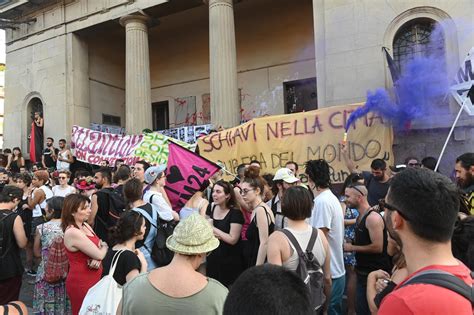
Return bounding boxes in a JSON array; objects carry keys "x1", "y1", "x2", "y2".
[{"x1": 341, "y1": 142, "x2": 356, "y2": 173}]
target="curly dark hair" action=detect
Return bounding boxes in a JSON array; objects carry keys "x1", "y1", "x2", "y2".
[
  {"x1": 108, "y1": 211, "x2": 144, "y2": 247},
  {"x1": 305, "y1": 159, "x2": 331, "y2": 189}
]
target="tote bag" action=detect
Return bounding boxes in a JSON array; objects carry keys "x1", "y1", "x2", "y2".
[{"x1": 79, "y1": 250, "x2": 124, "y2": 315}]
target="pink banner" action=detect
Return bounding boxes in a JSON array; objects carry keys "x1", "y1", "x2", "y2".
[
  {"x1": 165, "y1": 142, "x2": 220, "y2": 211},
  {"x1": 71, "y1": 125, "x2": 143, "y2": 166}
]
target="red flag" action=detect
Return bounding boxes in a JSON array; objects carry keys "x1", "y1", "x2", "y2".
[
  {"x1": 29, "y1": 122, "x2": 36, "y2": 163},
  {"x1": 165, "y1": 142, "x2": 220, "y2": 211}
]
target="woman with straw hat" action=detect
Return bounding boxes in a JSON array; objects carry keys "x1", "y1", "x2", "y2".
[{"x1": 119, "y1": 213, "x2": 228, "y2": 314}]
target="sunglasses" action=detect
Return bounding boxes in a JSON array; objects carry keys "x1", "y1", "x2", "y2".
[
  {"x1": 347, "y1": 184, "x2": 365, "y2": 196},
  {"x1": 59, "y1": 176, "x2": 67, "y2": 179},
  {"x1": 378, "y1": 199, "x2": 410, "y2": 221}
]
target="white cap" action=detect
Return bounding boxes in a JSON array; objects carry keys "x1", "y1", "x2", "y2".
[{"x1": 273, "y1": 168, "x2": 299, "y2": 184}]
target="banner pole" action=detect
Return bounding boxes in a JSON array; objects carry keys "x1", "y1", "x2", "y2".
[{"x1": 434, "y1": 97, "x2": 467, "y2": 172}]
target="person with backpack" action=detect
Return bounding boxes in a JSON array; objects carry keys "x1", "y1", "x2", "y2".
[
  {"x1": 26, "y1": 170, "x2": 54, "y2": 276},
  {"x1": 378, "y1": 168, "x2": 473, "y2": 314},
  {"x1": 0, "y1": 185, "x2": 27, "y2": 304},
  {"x1": 89, "y1": 167, "x2": 126, "y2": 245},
  {"x1": 124, "y1": 178, "x2": 160, "y2": 271},
  {"x1": 267, "y1": 186, "x2": 331, "y2": 313},
  {"x1": 32, "y1": 196, "x2": 71, "y2": 314},
  {"x1": 143, "y1": 165, "x2": 178, "y2": 221},
  {"x1": 62, "y1": 194, "x2": 109, "y2": 315}
]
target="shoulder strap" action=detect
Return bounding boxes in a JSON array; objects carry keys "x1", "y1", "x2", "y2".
[
  {"x1": 132, "y1": 207, "x2": 157, "y2": 229},
  {"x1": 109, "y1": 250, "x2": 125, "y2": 277},
  {"x1": 149, "y1": 194, "x2": 155, "y2": 204},
  {"x1": 306, "y1": 228, "x2": 318, "y2": 252},
  {"x1": 281, "y1": 229, "x2": 304, "y2": 255},
  {"x1": 400, "y1": 269, "x2": 473, "y2": 303},
  {"x1": 8, "y1": 302, "x2": 23, "y2": 315}
]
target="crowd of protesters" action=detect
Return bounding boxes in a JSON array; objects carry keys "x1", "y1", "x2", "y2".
[{"x1": 0, "y1": 136, "x2": 472, "y2": 315}]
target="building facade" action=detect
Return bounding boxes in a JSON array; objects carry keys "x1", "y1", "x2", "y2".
[{"x1": 0, "y1": 0, "x2": 473, "y2": 173}]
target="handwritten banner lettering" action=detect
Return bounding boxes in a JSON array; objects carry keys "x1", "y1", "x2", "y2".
[
  {"x1": 197, "y1": 104, "x2": 394, "y2": 183},
  {"x1": 71, "y1": 125, "x2": 143, "y2": 166},
  {"x1": 133, "y1": 132, "x2": 192, "y2": 165}
]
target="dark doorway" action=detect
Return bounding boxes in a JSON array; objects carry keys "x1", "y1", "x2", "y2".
[
  {"x1": 152, "y1": 101, "x2": 169, "y2": 131},
  {"x1": 283, "y1": 77, "x2": 318, "y2": 114}
]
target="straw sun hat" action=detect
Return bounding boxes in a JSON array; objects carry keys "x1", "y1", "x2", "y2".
[{"x1": 166, "y1": 213, "x2": 220, "y2": 255}]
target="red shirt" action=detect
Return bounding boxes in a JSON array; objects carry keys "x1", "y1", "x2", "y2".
[{"x1": 378, "y1": 263, "x2": 473, "y2": 315}]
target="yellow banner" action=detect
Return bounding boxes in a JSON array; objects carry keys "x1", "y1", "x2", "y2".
[{"x1": 197, "y1": 104, "x2": 394, "y2": 183}]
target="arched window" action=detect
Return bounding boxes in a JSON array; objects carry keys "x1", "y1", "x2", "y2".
[{"x1": 393, "y1": 18, "x2": 445, "y2": 73}]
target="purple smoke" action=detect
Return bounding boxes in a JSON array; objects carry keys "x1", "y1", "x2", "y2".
[{"x1": 345, "y1": 26, "x2": 449, "y2": 131}]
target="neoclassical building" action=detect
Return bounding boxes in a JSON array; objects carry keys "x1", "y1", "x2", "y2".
[{"x1": 0, "y1": 0, "x2": 472, "y2": 172}]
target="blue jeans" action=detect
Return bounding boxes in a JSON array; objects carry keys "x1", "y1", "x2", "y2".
[
  {"x1": 328, "y1": 275, "x2": 345, "y2": 315},
  {"x1": 356, "y1": 275, "x2": 370, "y2": 315}
]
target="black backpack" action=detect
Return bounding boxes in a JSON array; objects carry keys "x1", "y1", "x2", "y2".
[
  {"x1": 0, "y1": 212, "x2": 14, "y2": 258},
  {"x1": 398, "y1": 269, "x2": 474, "y2": 305},
  {"x1": 96, "y1": 189, "x2": 126, "y2": 228},
  {"x1": 134, "y1": 204, "x2": 176, "y2": 267},
  {"x1": 282, "y1": 228, "x2": 325, "y2": 311}
]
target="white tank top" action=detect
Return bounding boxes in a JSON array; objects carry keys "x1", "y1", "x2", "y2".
[
  {"x1": 56, "y1": 150, "x2": 70, "y2": 170},
  {"x1": 282, "y1": 226, "x2": 326, "y2": 271},
  {"x1": 32, "y1": 185, "x2": 54, "y2": 217}
]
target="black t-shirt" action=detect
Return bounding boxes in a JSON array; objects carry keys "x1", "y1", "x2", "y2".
[
  {"x1": 93, "y1": 188, "x2": 115, "y2": 244},
  {"x1": 134, "y1": 203, "x2": 155, "y2": 249},
  {"x1": 362, "y1": 171, "x2": 391, "y2": 206},
  {"x1": 43, "y1": 147, "x2": 59, "y2": 168},
  {"x1": 101, "y1": 249, "x2": 141, "y2": 286}
]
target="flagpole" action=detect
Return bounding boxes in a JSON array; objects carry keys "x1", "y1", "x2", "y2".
[{"x1": 434, "y1": 97, "x2": 468, "y2": 172}]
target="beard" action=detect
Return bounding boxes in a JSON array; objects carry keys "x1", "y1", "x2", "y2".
[
  {"x1": 47, "y1": 143, "x2": 52, "y2": 147},
  {"x1": 95, "y1": 183, "x2": 103, "y2": 189},
  {"x1": 385, "y1": 210, "x2": 402, "y2": 246},
  {"x1": 458, "y1": 172, "x2": 473, "y2": 189}
]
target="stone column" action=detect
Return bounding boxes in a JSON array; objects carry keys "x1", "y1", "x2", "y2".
[
  {"x1": 207, "y1": 0, "x2": 240, "y2": 128},
  {"x1": 120, "y1": 14, "x2": 152, "y2": 134}
]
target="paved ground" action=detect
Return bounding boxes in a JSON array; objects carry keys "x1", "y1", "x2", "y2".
[{"x1": 18, "y1": 253, "x2": 34, "y2": 313}]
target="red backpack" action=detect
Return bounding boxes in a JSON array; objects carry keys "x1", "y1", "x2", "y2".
[{"x1": 43, "y1": 235, "x2": 69, "y2": 283}]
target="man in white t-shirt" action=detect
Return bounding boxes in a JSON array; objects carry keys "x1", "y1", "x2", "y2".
[{"x1": 305, "y1": 159, "x2": 345, "y2": 315}]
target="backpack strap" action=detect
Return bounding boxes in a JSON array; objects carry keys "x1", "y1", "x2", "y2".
[
  {"x1": 132, "y1": 207, "x2": 157, "y2": 229},
  {"x1": 399, "y1": 269, "x2": 473, "y2": 304},
  {"x1": 281, "y1": 229, "x2": 304, "y2": 255},
  {"x1": 281, "y1": 228, "x2": 318, "y2": 256}
]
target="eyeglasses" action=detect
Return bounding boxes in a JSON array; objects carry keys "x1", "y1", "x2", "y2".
[
  {"x1": 378, "y1": 199, "x2": 410, "y2": 221},
  {"x1": 240, "y1": 189, "x2": 254, "y2": 196},
  {"x1": 347, "y1": 184, "x2": 365, "y2": 196}
]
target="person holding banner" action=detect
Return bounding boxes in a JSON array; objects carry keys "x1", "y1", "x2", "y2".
[
  {"x1": 241, "y1": 166, "x2": 275, "y2": 267},
  {"x1": 206, "y1": 180, "x2": 244, "y2": 287}
]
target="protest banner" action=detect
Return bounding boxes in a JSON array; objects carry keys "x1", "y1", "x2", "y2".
[
  {"x1": 197, "y1": 103, "x2": 394, "y2": 184},
  {"x1": 71, "y1": 125, "x2": 143, "y2": 166},
  {"x1": 133, "y1": 132, "x2": 193, "y2": 165},
  {"x1": 165, "y1": 142, "x2": 220, "y2": 211}
]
